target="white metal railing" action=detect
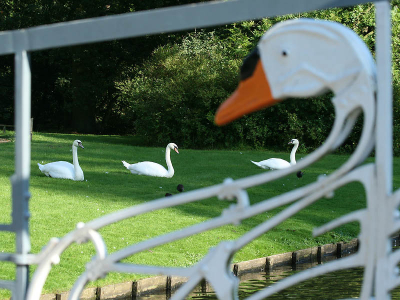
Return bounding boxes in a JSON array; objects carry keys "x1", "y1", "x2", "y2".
[{"x1": 0, "y1": 0, "x2": 393, "y2": 299}]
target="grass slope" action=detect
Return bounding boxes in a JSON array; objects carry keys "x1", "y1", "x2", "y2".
[{"x1": 0, "y1": 132, "x2": 398, "y2": 298}]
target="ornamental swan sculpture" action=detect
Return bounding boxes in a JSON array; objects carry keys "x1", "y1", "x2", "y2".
[
  {"x1": 251, "y1": 138, "x2": 299, "y2": 170},
  {"x1": 122, "y1": 143, "x2": 179, "y2": 178},
  {"x1": 216, "y1": 18, "x2": 376, "y2": 176},
  {"x1": 212, "y1": 18, "x2": 377, "y2": 300},
  {"x1": 37, "y1": 140, "x2": 84, "y2": 181}
]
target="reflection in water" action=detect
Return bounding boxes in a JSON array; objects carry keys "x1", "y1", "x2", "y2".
[
  {"x1": 188, "y1": 265, "x2": 400, "y2": 299},
  {"x1": 190, "y1": 265, "x2": 364, "y2": 300},
  {"x1": 136, "y1": 264, "x2": 400, "y2": 299},
  {"x1": 135, "y1": 265, "x2": 364, "y2": 300},
  {"x1": 135, "y1": 243, "x2": 400, "y2": 299}
]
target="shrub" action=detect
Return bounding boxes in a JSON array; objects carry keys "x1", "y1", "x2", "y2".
[{"x1": 117, "y1": 32, "x2": 244, "y2": 148}]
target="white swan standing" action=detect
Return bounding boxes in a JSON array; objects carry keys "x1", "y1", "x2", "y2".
[
  {"x1": 122, "y1": 143, "x2": 179, "y2": 178},
  {"x1": 38, "y1": 140, "x2": 84, "y2": 181},
  {"x1": 251, "y1": 139, "x2": 299, "y2": 170}
]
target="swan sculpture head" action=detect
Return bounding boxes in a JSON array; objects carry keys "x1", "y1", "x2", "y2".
[{"x1": 215, "y1": 19, "x2": 375, "y2": 127}]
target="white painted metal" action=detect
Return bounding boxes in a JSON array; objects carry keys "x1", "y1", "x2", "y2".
[
  {"x1": 0, "y1": 0, "x2": 386, "y2": 55},
  {"x1": 26, "y1": 16, "x2": 387, "y2": 300},
  {"x1": 0, "y1": 1, "x2": 394, "y2": 300},
  {"x1": 374, "y1": 2, "x2": 394, "y2": 300},
  {"x1": 12, "y1": 50, "x2": 32, "y2": 300}
]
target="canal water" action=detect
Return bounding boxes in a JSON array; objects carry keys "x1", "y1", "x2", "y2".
[
  {"x1": 135, "y1": 248, "x2": 400, "y2": 299},
  {"x1": 133, "y1": 239, "x2": 400, "y2": 299},
  {"x1": 136, "y1": 263, "x2": 400, "y2": 299},
  {"x1": 192, "y1": 264, "x2": 365, "y2": 299},
  {"x1": 186, "y1": 240, "x2": 400, "y2": 300}
]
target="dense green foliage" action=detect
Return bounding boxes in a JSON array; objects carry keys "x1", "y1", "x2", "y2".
[
  {"x1": 118, "y1": 3, "x2": 400, "y2": 152},
  {"x1": 0, "y1": 0, "x2": 205, "y2": 133},
  {"x1": 117, "y1": 29, "x2": 337, "y2": 150},
  {"x1": 117, "y1": 32, "x2": 242, "y2": 148},
  {"x1": 1, "y1": 1, "x2": 400, "y2": 152}
]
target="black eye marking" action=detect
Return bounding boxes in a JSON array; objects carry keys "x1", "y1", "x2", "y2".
[
  {"x1": 282, "y1": 50, "x2": 287, "y2": 56},
  {"x1": 240, "y1": 47, "x2": 260, "y2": 81}
]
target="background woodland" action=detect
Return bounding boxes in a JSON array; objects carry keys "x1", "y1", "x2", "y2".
[{"x1": 1, "y1": 1, "x2": 399, "y2": 153}]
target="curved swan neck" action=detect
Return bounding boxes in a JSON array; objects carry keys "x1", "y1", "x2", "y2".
[
  {"x1": 290, "y1": 143, "x2": 299, "y2": 165},
  {"x1": 72, "y1": 145, "x2": 81, "y2": 173},
  {"x1": 165, "y1": 146, "x2": 174, "y2": 176}
]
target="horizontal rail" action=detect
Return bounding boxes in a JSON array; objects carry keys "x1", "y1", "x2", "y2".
[
  {"x1": 0, "y1": 224, "x2": 13, "y2": 231},
  {"x1": 0, "y1": 253, "x2": 39, "y2": 265},
  {"x1": 0, "y1": 0, "x2": 386, "y2": 55},
  {"x1": 0, "y1": 280, "x2": 14, "y2": 291}
]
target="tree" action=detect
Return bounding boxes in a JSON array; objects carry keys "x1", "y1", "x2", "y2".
[
  {"x1": 1, "y1": 1, "x2": 399, "y2": 152},
  {"x1": 0, "y1": 0, "x2": 199, "y2": 133},
  {"x1": 117, "y1": 32, "x2": 243, "y2": 148}
]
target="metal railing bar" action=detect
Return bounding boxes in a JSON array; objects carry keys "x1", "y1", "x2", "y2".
[
  {"x1": 0, "y1": 253, "x2": 39, "y2": 265},
  {"x1": 0, "y1": 224, "x2": 13, "y2": 232},
  {"x1": 0, "y1": 0, "x2": 385, "y2": 55},
  {"x1": 0, "y1": 280, "x2": 14, "y2": 291},
  {"x1": 12, "y1": 50, "x2": 32, "y2": 300}
]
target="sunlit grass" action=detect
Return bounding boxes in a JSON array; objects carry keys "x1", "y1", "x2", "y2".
[{"x1": 1, "y1": 132, "x2": 396, "y2": 298}]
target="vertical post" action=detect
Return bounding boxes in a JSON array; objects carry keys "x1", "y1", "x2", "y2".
[
  {"x1": 374, "y1": 1, "x2": 392, "y2": 299},
  {"x1": 12, "y1": 50, "x2": 32, "y2": 300},
  {"x1": 375, "y1": 0, "x2": 392, "y2": 194}
]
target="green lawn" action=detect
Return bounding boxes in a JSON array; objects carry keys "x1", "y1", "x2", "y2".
[{"x1": 0, "y1": 132, "x2": 398, "y2": 298}]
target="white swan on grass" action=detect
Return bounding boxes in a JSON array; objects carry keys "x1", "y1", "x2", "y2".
[
  {"x1": 122, "y1": 143, "x2": 179, "y2": 178},
  {"x1": 38, "y1": 140, "x2": 84, "y2": 181},
  {"x1": 251, "y1": 139, "x2": 299, "y2": 170}
]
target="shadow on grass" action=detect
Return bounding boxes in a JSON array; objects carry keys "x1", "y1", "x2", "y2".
[
  {"x1": 34, "y1": 133, "x2": 148, "y2": 147},
  {"x1": 26, "y1": 134, "x2": 363, "y2": 252}
]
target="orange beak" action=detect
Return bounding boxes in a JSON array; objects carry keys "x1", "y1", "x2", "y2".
[{"x1": 215, "y1": 60, "x2": 279, "y2": 126}]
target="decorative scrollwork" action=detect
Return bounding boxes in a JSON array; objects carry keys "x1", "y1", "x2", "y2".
[{"x1": 0, "y1": 3, "x2": 385, "y2": 300}]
